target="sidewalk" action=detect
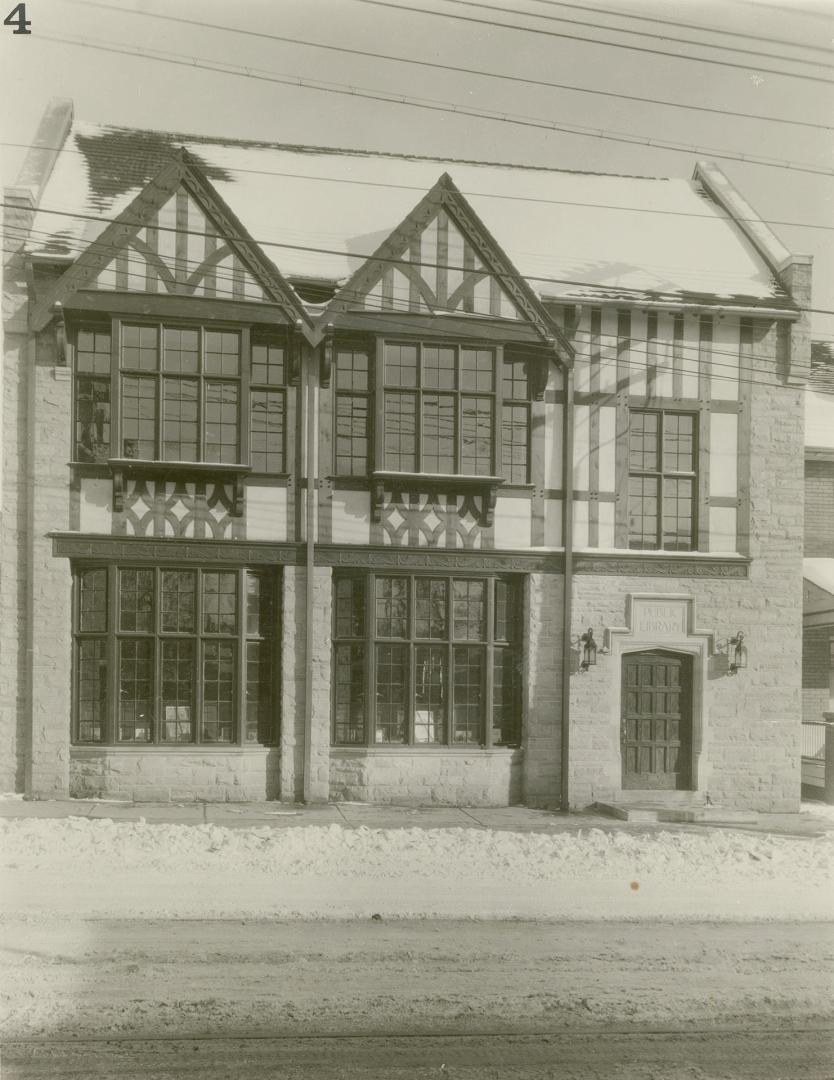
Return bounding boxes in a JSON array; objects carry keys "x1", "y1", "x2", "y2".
[{"x1": 1, "y1": 796, "x2": 833, "y2": 837}]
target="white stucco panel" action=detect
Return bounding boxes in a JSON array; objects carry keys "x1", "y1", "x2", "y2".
[
  {"x1": 79, "y1": 478, "x2": 112, "y2": 533},
  {"x1": 246, "y1": 484, "x2": 287, "y2": 542}
]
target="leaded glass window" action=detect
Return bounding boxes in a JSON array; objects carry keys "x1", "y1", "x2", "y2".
[
  {"x1": 628, "y1": 410, "x2": 697, "y2": 551},
  {"x1": 72, "y1": 567, "x2": 278, "y2": 746},
  {"x1": 332, "y1": 574, "x2": 522, "y2": 747}
]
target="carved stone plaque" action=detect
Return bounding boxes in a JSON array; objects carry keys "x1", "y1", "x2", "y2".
[{"x1": 630, "y1": 597, "x2": 689, "y2": 639}]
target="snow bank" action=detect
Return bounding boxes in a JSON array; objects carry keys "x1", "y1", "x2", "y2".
[{"x1": 2, "y1": 818, "x2": 831, "y2": 922}]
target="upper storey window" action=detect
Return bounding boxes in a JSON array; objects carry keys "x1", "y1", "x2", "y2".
[
  {"x1": 122, "y1": 325, "x2": 241, "y2": 462},
  {"x1": 383, "y1": 343, "x2": 495, "y2": 475},
  {"x1": 333, "y1": 339, "x2": 532, "y2": 484},
  {"x1": 73, "y1": 322, "x2": 287, "y2": 474},
  {"x1": 628, "y1": 410, "x2": 697, "y2": 551}
]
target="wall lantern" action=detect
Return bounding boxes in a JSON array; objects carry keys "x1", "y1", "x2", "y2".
[
  {"x1": 728, "y1": 631, "x2": 748, "y2": 675},
  {"x1": 580, "y1": 628, "x2": 597, "y2": 671}
]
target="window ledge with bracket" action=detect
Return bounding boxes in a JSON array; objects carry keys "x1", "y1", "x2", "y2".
[
  {"x1": 370, "y1": 470, "x2": 504, "y2": 527},
  {"x1": 108, "y1": 458, "x2": 252, "y2": 517}
]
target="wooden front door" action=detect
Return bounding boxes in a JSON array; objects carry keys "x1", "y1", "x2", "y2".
[{"x1": 621, "y1": 651, "x2": 692, "y2": 790}]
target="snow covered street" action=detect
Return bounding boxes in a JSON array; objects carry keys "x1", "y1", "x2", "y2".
[{"x1": 1, "y1": 815, "x2": 832, "y2": 922}]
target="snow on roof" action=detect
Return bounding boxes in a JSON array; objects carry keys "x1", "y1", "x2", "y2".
[
  {"x1": 27, "y1": 119, "x2": 791, "y2": 307},
  {"x1": 804, "y1": 559, "x2": 834, "y2": 598},
  {"x1": 806, "y1": 389, "x2": 834, "y2": 450}
]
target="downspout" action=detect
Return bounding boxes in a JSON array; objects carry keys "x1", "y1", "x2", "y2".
[
  {"x1": 303, "y1": 340, "x2": 318, "y2": 803},
  {"x1": 560, "y1": 357, "x2": 575, "y2": 813}
]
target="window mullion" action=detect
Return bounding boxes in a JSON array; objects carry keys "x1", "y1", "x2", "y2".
[
  {"x1": 367, "y1": 572, "x2": 375, "y2": 747},
  {"x1": 154, "y1": 324, "x2": 163, "y2": 459},
  {"x1": 407, "y1": 578, "x2": 416, "y2": 748},
  {"x1": 195, "y1": 570, "x2": 204, "y2": 745},
  {"x1": 493, "y1": 346, "x2": 503, "y2": 477},
  {"x1": 237, "y1": 570, "x2": 246, "y2": 746},
  {"x1": 374, "y1": 341, "x2": 385, "y2": 471},
  {"x1": 152, "y1": 568, "x2": 161, "y2": 745},
  {"x1": 447, "y1": 633, "x2": 454, "y2": 748},
  {"x1": 197, "y1": 328, "x2": 205, "y2": 463},
  {"x1": 415, "y1": 344, "x2": 423, "y2": 473},
  {"x1": 240, "y1": 327, "x2": 250, "y2": 467},
  {"x1": 107, "y1": 564, "x2": 118, "y2": 744},
  {"x1": 484, "y1": 578, "x2": 495, "y2": 748},
  {"x1": 110, "y1": 318, "x2": 121, "y2": 461}
]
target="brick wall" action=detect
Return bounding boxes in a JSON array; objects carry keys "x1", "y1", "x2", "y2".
[
  {"x1": 805, "y1": 460, "x2": 834, "y2": 557},
  {"x1": 803, "y1": 626, "x2": 832, "y2": 724}
]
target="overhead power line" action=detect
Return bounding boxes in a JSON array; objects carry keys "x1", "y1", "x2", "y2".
[
  {"x1": 525, "y1": 0, "x2": 834, "y2": 57},
  {"x1": 31, "y1": 34, "x2": 834, "y2": 177},
  {"x1": 8, "y1": 203, "x2": 834, "y2": 318},
  {"x1": 354, "y1": 0, "x2": 834, "y2": 85},
  {"x1": 2, "y1": 225, "x2": 802, "y2": 389},
  {"x1": 67, "y1": 0, "x2": 832, "y2": 133},
  {"x1": 432, "y1": 0, "x2": 833, "y2": 69},
  {"x1": 3, "y1": 138, "x2": 831, "y2": 236}
]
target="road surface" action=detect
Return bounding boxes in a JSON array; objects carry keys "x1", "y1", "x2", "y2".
[{"x1": 1, "y1": 919, "x2": 832, "y2": 1077}]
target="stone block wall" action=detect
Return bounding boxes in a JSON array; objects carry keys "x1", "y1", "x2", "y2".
[
  {"x1": 280, "y1": 564, "x2": 332, "y2": 803},
  {"x1": 25, "y1": 334, "x2": 74, "y2": 798},
  {"x1": 523, "y1": 573, "x2": 563, "y2": 807},
  {"x1": 567, "y1": 371, "x2": 804, "y2": 813},
  {"x1": 70, "y1": 748, "x2": 280, "y2": 801},
  {"x1": 1, "y1": 196, "x2": 34, "y2": 795},
  {"x1": 329, "y1": 749, "x2": 522, "y2": 805}
]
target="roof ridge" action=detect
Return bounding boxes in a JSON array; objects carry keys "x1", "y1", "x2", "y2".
[{"x1": 73, "y1": 119, "x2": 669, "y2": 181}]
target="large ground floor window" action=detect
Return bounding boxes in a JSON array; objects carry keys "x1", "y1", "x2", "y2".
[
  {"x1": 333, "y1": 573, "x2": 523, "y2": 748},
  {"x1": 73, "y1": 565, "x2": 277, "y2": 746}
]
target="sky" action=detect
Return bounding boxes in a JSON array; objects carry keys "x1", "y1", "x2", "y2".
[{"x1": 2, "y1": 0, "x2": 832, "y2": 336}]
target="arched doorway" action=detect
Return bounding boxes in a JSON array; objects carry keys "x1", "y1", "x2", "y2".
[{"x1": 621, "y1": 650, "x2": 693, "y2": 790}]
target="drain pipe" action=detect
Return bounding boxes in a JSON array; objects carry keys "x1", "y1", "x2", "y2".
[
  {"x1": 303, "y1": 339, "x2": 318, "y2": 803},
  {"x1": 560, "y1": 356, "x2": 576, "y2": 813}
]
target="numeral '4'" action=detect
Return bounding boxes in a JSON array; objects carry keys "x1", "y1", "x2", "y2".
[{"x1": 4, "y1": 3, "x2": 31, "y2": 33}]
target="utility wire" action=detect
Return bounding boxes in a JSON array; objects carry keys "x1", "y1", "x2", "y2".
[
  {"x1": 3, "y1": 138, "x2": 832, "y2": 236},
  {"x1": 9, "y1": 202, "x2": 824, "y2": 315},
  {"x1": 4, "y1": 218, "x2": 809, "y2": 309},
  {"x1": 525, "y1": 0, "x2": 834, "y2": 57},
  {"x1": 429, "y1": 0, "x2": 834, "y2": 69},
  {"x1": 7, "y1": 221, "x2": 827, "y2": 374},
  {"x1": 6, "y1": 225, "x2": 795, "y2": 389},
  {"x1": 27, "y1": 35, "x2": 834, "y2": 178},
  {"x1": 68, "y1": 0, "x2": 833, "y2": 132},
  {"x1": 354, "y1": 0, "x2": 834, "y2": 85}
]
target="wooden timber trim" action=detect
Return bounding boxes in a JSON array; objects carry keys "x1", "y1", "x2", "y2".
[
  {"x1": 325, "y1": 310, "x2": 546, "y2": 345},
  {"x1": 51, "y1": 533, "x2": 304, "y2": 565},
  {"x1": 439, "y1": 178, "x2": 571, "y2": 354},
  {"x1": 61, "y1": 290, "x2": 292, "y2": 325},
  {"x1": 31, "y1": 150, "x2": 312, "y2": 334},
  {"x1": 573, "y1": 553, "x2": 750, "y2": 577},
  {"x1": 51, "y1": 533, "x2": 750, "y2": 578},
  {"x1": 314, "y1": 174, "x2": 572, "y2": 358},
  {"x1": 315, "y1": 545, "x2": 565, "y2": 573}
]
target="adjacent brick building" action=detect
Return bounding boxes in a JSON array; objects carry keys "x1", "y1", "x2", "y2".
[
  {"x1": 802, "y1": 366, "x2": 834, "y2": 732},
  {"x1": 1, "y1": 100, "x2": 811, "y2": 810}
]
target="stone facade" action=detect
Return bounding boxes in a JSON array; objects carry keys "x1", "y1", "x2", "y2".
[{"x1": 330, "y1": 749, "x2": 522, "y2": 805}]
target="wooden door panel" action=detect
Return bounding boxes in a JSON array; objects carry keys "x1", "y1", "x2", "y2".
[{"x1": 621, "y1": 650, "x2": 692, "y2": 790}]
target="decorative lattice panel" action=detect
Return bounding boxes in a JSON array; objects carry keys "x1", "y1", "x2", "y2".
[
  {"x1": 379, "y1": 488, "x2": 486, "y2": 548},
  {"x1": 119, "y1": 478, "x2": 235, "y2": 539}
]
